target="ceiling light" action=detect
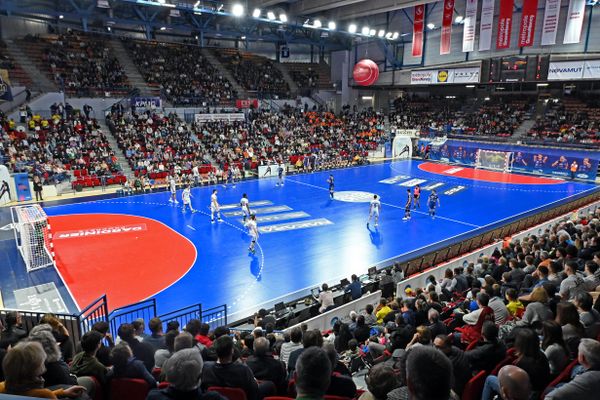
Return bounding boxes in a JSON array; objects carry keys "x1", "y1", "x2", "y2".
[
  {"x1": 378, "y1": 30, "x2": 385, "y2": 37},
  {"x1": 369, "y1": 29, "x2": 376, "y2": 36},
  {"x1": 537, "y1": 83, "x2": 549, "y2": 87},
  {"x1": 279, "y1": 13, "x2": 287, "y2": 23},
  {"x1": 59, "y1": 14, "x2": 64, "y2": 19},
  {"x1": 455, "y1": 16, "x2": 464, "y2": 24},
  {"x1": 158, "y1": 0, "x2": 166, "y2": 3},
  {"x1": 392, "y1": 32, "x2": 399, "y2": 40},
  {"x1": 231, "y1": 4, "x2": 244, "y2": 17},
  {"x1": 267, "y1": 11, "x2": 276, "y2": 20},
  {"x1": 160, "y1": 26, "x2": 166, "y2": 31},
  {"x1": 361, "y1": 96, "x2": 373, "y2": 100},
  {"x1": 427, "y1": 23, "x2": 435, "y2": 30},
  {"x1": 252, "y1": 8, "x2": 261, "y2": 18},
  {"x1": 313, "y1": 19, "x2": 322, "y2": 28},
  {"x1": 107, "y1": 26, "x2": 111, "y2": 31},
  {"x1": 361, "y1": 26, "x2": 370, "y2": 35},
  {"x1": 194, "y1": 1, "x2": 200, "y2": 7},
  {"x1": 241, "y1": 35, "x2": 246, "y2": 40},
  {"x1": 348, "y1": 23, "x2": 357, "y2": 33},
  {"x1": 328, "y1": 21, "x2": 336, "y2": 30},
  {"x1": 466, "y1": 85, "x2": 475, "y2": 88},
  {"x1": 385, "y1": 32, "x2": 393, "y2": 39}
]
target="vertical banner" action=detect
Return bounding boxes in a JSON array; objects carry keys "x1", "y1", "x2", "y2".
[
  {"x1": 541, "y1": 0, "x2": 561, "y2": 45},
  {"x1": 462, "y1": 0, "x2": 478, "y2": 52},
  {"x1": 496, "y1": 0, "x2": 515, "y2": 49},
  {"x1": 412, "y1": 5, "x2": 425, "y2": 57},
  {"x1": 0, "y1": 165, "x2": 11, "y2": 206},
  {"x1": 518, "y1": 0, "x2": 539, "y2": 47},
  {"x1": 14, "y1": 173, "x2": 32, "y2": 202},
  {"x1": 479, "y1": 0, "x2": 495, "y2": 51},
  {"x1": 563, "y1": 0, "x2": 586, "y2": 44},
  {"x1": 440, "y1": 0, "x2": 455, "y2": 55}
]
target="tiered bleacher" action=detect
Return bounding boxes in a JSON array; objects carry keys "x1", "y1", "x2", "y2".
[
  {"x1": 18, "y1": 33, "x2": 130, "y2": 96},
  {"x1": 217, "y1": 49, "x2": 290, "y2": 97},
  {"x1": 1, "y1": 202, "x2": 599, "y2": 400},
  {"x1": 284, "y1": 62, "x2": 333, "y2": 91},
  {"x1": 529, "y1": 97, "x2": 600, "y2": 144},
  {"x1": 125, "y1": 40, "x2": 237, "y2": 107},
  {"x1": 0, "y1": 40, "x2": 32, "y2": 88}
]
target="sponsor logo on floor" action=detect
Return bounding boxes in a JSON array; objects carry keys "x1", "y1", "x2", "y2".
[
  {"x1": 220, "y1": 200, "x2": 273, "y2": 210},
  {"x1": 423, "y1": 182, "x2": 445, "y2": 191},
  {"x1": 223, "y1": 205, "x2": 292, "y2": 217},
  {"x1": 399, "y1": 179, "x2": 427, "y2": 187},
  {"x1": 443, "y1": 167, "x2": 464, "y2": 174},
  {"x1": 55, "y1": 224, "x2": 147, "y2": 239},
  {"x1": 334, "y1": 191, "x2": 377, "y2": 203},
  {"x1": 379, "y1": 175, "x2": 409, "y2": 184},
  {"x1": 14, "y1": 282, "x2": 68, "y2": 313},
  {"x1": 259, "y1": 218, "x2": 334, "y2": 234},
  {"x1": 239, "y1": 211, "x2": 310, "y2": 224},
  {"x1": 443, "y1": 186, "x2": 466, "y2": 195}
]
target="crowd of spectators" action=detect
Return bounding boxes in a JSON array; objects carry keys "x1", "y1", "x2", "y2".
[
  {"x1": 125, "y1": 41, "x2": 237, "y2": 107},
  {"x1": 34, "y1": 32, "x2": 129, "y2": 96},
  {"x1": 528, "y1": 97, "x2": 600, "y2": 144},
  {"x1": 0, "y1": 105, "x2": 123, "y2": 186},
  {"x1": 289, "y1": 68, "x2": 319, "y2": 90},
  {"x1": 218, "y1": 51, "x2": 289, "y2": 97}
]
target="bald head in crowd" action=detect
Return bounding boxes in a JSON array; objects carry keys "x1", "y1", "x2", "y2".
[{"x1": 498, "y1": 365, "x2": 531, "y2": 400}]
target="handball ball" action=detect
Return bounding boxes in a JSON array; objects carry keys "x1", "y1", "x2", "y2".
[{"x1": 353, "y1": 59, "x2": 379, "y2": 86}]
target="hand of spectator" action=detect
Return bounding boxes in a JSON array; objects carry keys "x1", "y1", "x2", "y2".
[{"x1": 63, "y1": 385, "x2": 87, "y2": 398}]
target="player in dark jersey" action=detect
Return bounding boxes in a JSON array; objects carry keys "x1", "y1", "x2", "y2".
[
  {"x1": 403, "y1": 189, "x2": 413, "y2": 221},
  {"x1": 327, "y1": 175, "x2": 334, "y2": 199},
  {"x1": 276, "y1": 164, "x2": 285, "y2": 186},
  {"x1": 413, "y1": 185, "x2": 421, "y2": 209},
  {"x1": 428, "y1": 190, "x2": 440, "y2": 219}
]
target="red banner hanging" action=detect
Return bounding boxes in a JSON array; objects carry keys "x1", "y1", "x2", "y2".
[
  {"x1": 518, "y1": 0, "x2": 539, "y2": 47},
  {"x1": 235, "y1": 99, "x2": 259, "y2": 109},
  {"x1": 496, "y1": 0, "x2": 514, "y2": 49},
  {"x1": 440, "y1": 0, "x2": 455, "y2": 55},
  {"x1": 412, "y1": 5, "x2": 425, "y2": 57}
]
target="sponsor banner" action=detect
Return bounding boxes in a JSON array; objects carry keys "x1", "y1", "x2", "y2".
[
  {"x1": 423, "y1": 182, "x2": 445, "y2": 191},
  {"x1": 548, "y1": 61, "x2": 584, "y2": 80},
  {"x1": 222, "y1": 205, "x2": 292, "y2": 217},
  {"x1": 583, "y1": 59, "x2": 600, "y2": 79},
  {"x1": 240, "y1": 211, "x2": 310, "y2": 224},
  {"x1": 443, "y1": 186, "x2": 466, "y2": 195},
  {"x1": 131, "y1": 97, "x2": 161, "y2": 109},
  {"x1": 496, "y1": 0, "x2": 515, "y2": 49},
  {"x1": 194, "y1": 113, "x2": 245, "y2": 123},
  {"x1": 444, "y1": 167, "x2": 465, "y2": 174},
  {"x1": 410, "y1": 67, "x2": 480, "y2": 85},
  {"x1": 412, "y1": 5, "x2": 425, "y2": 57},
  {"x1": 440, "y1": 0, "x2": 455, "y2": 55},
  {"x1": 235, "y1": 99, "x2": 259, "y2": 109},
  {"x1": 462, "y1": 0, "x2": 478, "y2": 52},
  {"x1": 0, "y1": 165, "x2": 11, "y2": 206},
  {"x1": 518, "y1": 0, "x2": 538, "y2": 47},
  {"x1": 399, "y1": 179, "x2": 427, "y2": 187},
  {"x1": 379, "y1": 175, "x2": 409, "y2": 184},
  {"x1": 541, "y1": 0, "x2": 561, "y2": 46},
  {"x1": 479, "y1": 0, "x2": 495, "y2": 51},
  {"x1": 563, "y1": 0, "x2": 586, "y2": 44},
  {"x1": 220, "y1": 200, "x2": 273, "y2": 210},
  {"x1": 429, "y1": 140, "x2": 599, "y2": 182},
  {"x1": 14, "y1": 173, "x2": 31, "y2": 201},
  {"x1": 55, "y1": 224, "x2": 148, "y2": 239},
  {"x1": 259, "y1": 218, "x2": 333, "y2": 234}
]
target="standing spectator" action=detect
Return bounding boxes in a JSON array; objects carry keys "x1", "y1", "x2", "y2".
[{"x1": 33, "y1": 175, "x2": 43, "y2": 201}]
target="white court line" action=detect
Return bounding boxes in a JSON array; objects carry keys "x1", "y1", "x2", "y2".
[
  {"x1": 285, "y1": 177, "x2": 481, "y2": 229},
  {"x1": 186, "y1": 224, "x2": 196, "y2": 231}
]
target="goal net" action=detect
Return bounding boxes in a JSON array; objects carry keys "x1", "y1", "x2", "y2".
[
  {"x1": 11, "y1": 205, "x2": 55, "y2": 272},
  {"x1": 475, "y1": 149, "x2": 513, "y2": 173}
]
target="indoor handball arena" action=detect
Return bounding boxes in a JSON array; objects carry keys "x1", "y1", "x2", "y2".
[{"x1": 1, "y1": 0, "x2": 600, "y2": 399}]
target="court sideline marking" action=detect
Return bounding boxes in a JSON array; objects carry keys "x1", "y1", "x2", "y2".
[{"x1": 284, "y1": 177, "x2": 481, "y2": 229}]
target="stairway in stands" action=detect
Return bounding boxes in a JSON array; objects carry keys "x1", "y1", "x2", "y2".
[
  {"x1": 513, "y1": 118, "x2": 536, "y2": 141},
  {"x1": 98, "y1": 118, "x2": 134, "y2": 179},
  {"x1": 4, "y1": 39, "x2": 56, "y2": 92},
  {"x1": 109, "y1": 39, "x2": 157, "y2": 99},
  {"x1": 272, "y1": 63, "x2": 299, "y2": 94},
  {"x1": 200, "y1": 48, "x2": 248, "y2": 99}
]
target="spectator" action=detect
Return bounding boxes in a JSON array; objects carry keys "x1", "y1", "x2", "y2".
[
  {"x1": 465, "y1": 321, "x2": 507, "y2": 373},
  {"x1": 573, "y1": 292, "x2": 600, "y2": 338},
  {"x1": 545, "y1": 338, "x2": 600, "y2": 399},
  {"x1": 322, "y1": 344, "x2": 356, "y2": 398},
  {"x1": 246, "y1": 337, "x2": 286, "y2": 394},
  {"x1": 118, "y1": 323, "x2": 155, "y2": 372},
  {"x1": 0, "y1": 311, "x2": 27, "y2": 347},
  {"x1": 315, "y1": 284, "x2": 334, "y2": 313},
  {"x1": 145, "y1": 317, "x2": 167, "y2": 352},
  {"x1": 70, "y1": 330, "x2": 108, "y2": 386},
  {"x1": 287, "y1": 329, "x2": 323, "y2": 375},
  {"x1": 334, "y1": 323, "x2": 353, "y2": 353},
  {"x1": 427, "y1": 309, "x2": 446, "y2": 338},
  {"x1": 195, "y1": 323, "x2": 213, "y2": 348},
  {"x1": 376, "y1": 299, "x2": 392, "y2": 324},
  {"x1": 363, "y1": 304, "x2": 377, "y2": 326},
  {"x1": 556, "y1": 302, "x2": 585, "y2": 349},
  {"x1": 404, "y1": 346, "x2": 453, "y2": 400},
  {"x1": 541, "y1": 321, "x2": 569, "y2": 375},
  {"x1": 279, "y1": 327, "x2": 302, "y2": 367},
  {"x1": 353, "y1": 315, "x2": 371, "y2": 343},
  {"x1": 456, "y1": 292, "x2": 495, "y2": 344},
  {"x1": 517, "y1": 287, "x2": 553, "y2": 327},
  {"x1": 27, "y1": 325, "x2": 77, "y2": 388},
  {"x1": 358, "y1": 364, "x2": 401, "y2": 400},
  {"x1": 345, "y1": 274, "x2": 362, "y2": 301},
  {"x1": 505, "y1": 288, "x2": 525, "y2": 318},
  {"x1": 90, "y1": 321, "x2": 114, "y2": 366},
  {"x1": 154, "y1": 329, "x2": 179, "y2": 369},
  {"x1": 108, "y1": 342, "x2": 156, "y2": 389},
  {"x1": 559, "y1": 262, "x2": 586, "y2": 301},
  {"x1": 498, "y1": 365, "x2": 531, "y2": 400},
  {"x1": 295, "y1": 347, "x2": 331, "y2": 400},
  {"x1": 433, "y1": 334, "x2": 471, "y2": 396}
]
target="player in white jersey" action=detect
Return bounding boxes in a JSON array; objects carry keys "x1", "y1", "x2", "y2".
[
  {"x1": 210, "y1": 189, "x2": 222, "y2": 223},
  {"x1": 181, "y1": 185, "x2": 194, "y2": 213},
  {"x1": 367, "y1": 195, "x2": 381, "y2": 228},
  {"x1": 168, "y1": 175, "x2": 178, "y2": 203},
  {"x1": 240, "y1": 193, "x2": 251, "y2": 222},
  {"x1": 245, "y1": 214, "x2": 259, "y2": 254}
]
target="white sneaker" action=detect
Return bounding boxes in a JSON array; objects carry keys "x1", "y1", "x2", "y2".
[
  {"x1": 374, "y1": 223, "x2": 378, "y2": 228},
  {"x1": 174, "y1": 200, "x2": 179, "y2": 204},
  {"x1": 218, "y1": 218, "x2": 223, "y2": 223},
  {"x1": 211, "y1": 220, "x2": 215, "y2": 224},
  {"x1": 402, "y1": 217, "x2": 408, "y2": 221},
  {"x1": 168, "y1": 199, "x2": 173, "y2": 203}
]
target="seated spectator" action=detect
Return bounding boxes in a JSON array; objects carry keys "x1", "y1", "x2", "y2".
[
  {"x1": 195, "y1": 323, "x2": 213, "y2": 348},
  {"x1": 279, "y1": 327, "x2": 302, "y2": 367},
  {"x1": 505, "y1": 288, "x2": 525, "y2": 318},
  {"x1": 559, "y1": 262, "x2": 586, "y2": 301},
  {"x1": 344, "y1": 274, "x2": 362, "y2": 301},
  {"x1": 201, "y1": 335, "x2": 260, "y2": 400},
  {"x1": 541, "y1": 321, "x2": 569, "y2": 376},
  {"x1": 294, "y1": 347, "x2": 331, "y2": 400},
  {"x1": 145, "y1": 317, "x2": 166, "y2": 352},
  {"x1": 545, "y1": 338, "x2": 600, "y2": 399},
  {"x1": 118, "y1": 323, "x2": 155, "y2": 372},
  {"x1": 556, "y1": 302, "x2": 585, "y2": 355},
  {"x1": 0, "y1": 341, "x2": 86, "y2": 398},
  {"x1": 40, "y1": 314, "x2": 74, "y2": 362},
  {"x1": 108, "y1": 342, "x2": 156, "y2": 389},
  {"x1": 287, "y1": 329, "x2": 323, "y2": 375},
  {"x1": 456, "y1": 292, "x2": 495, "y2": 344},
  {"x1": 322, "y1": 344, "x2": 356, "y2": 398},
  {"x1": 0, "y1": 311, "x2": 27, "y2": 347},
  {"x1": 486, "y1": 285, "x2": 509, "y2": 325},
  {"x1": 427, "y1": 309, "x2": 447, "y2": 338},
  {"x1": 517, "y1": 287, "x2": 554, "y2": 328},
  {"x1": 376, "y1": 299, "x2": 392, "y2": 324},
  {"x1": 402, "y1": 346, "x2": 454, "y2": 400},
  {"x1": 353, "y1": 315, "x2": 371, "y2": 343},
  {"x1": 582, "y1": 261, "x2": 600, "y2": 291},
  {"x1": 573, "y1": 292, "x2": 600, "y2": 338},
  {"x1": 498, "y1": 365, "x2": 531, "y2": 400},
  {"x1": 27, "y1": 325, "x2": 78, "y2": 388},
  {"x1": 315, "y1": 284, "x2": 334, "y2": 313},
  {"x1": 465, "y1": 321, "x2": 507, "y2": 373},
  {"x1": 154, "y1": 329, "x2": 179, "y2": 369},
  {"x1": 90, "y1": 321, "x2": 114, "y2": 366},
  {"x1": 358, "y1": 364, "x2": 401, "y2": 400},
  {"x1": 70, "y1": 330, "x2": 108, "y2": 386},
  {"x1": 433, "y1": 334, "x2": 470, "y2": 396},
  {"x1": 246, "y1": 337, "x2": 286, "y2": 394}
]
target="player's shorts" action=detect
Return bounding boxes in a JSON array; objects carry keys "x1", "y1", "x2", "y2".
[
  {"x1": 370, "y1": 210, "x2": 379, "y2": 217},
  {"x1": 242, "y1": 207, "x2": 250, "y2": 217},
  {"x1": 428, "y1": 203, "x2": 436, "y2": 211},
  {"x1": 183, "y1": 200, "x2": 191, "y2": 205},
  {"x1": 170, "y1": 188, "x2": 176, "y2": 194},
  {"x1": 210, "y1": 206, "x2": 219, "y2": 213}
]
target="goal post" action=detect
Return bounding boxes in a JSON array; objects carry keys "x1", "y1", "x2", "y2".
[
  {"x1": 11, "y1": 204, "x2": 55, "y2": 272},
  {"x1": 475, "y1": 149, "x2": 513, "y2": 173}
]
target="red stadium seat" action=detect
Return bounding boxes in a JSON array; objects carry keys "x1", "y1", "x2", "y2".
[
  {"x1": 461, "y1": 370, "x2": 486, "y2": 400},
  {"x1": 109, "y1": 378, "x2": 150, "y2": 400},
  {"x1": 151, "y1": 367, "x2": 162, "y2": 381},
  {"x1": 208, "y1": 386, "x2": 247, "y2": 400},
  {"x1": 539, "y1": 359, "x2": 579, "y2": 399}
]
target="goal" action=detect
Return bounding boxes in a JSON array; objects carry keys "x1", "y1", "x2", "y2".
[
  {"x1": 11, "y1": 205, "x2": 55, "y2": 272},
  {"x1": 475, "y1": 149, "x2": 513, "y2": 173}
]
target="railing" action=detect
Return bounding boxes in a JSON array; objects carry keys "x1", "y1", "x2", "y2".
[
  {"x1": 0, "y1": 308, "x2": 81, "y2": 342},
  {"x1": 78, "y1": 295, "x2": 109, "y2": 337},
  {"x1": 201, "y1": 305, "x2": 228, "y2": 330},
  {"x1": 107, "y1": 298, "x2": 157, "y2": 338},
  {"x1": 157, "y1": 303, "x2": 202, "y2": 333}
]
